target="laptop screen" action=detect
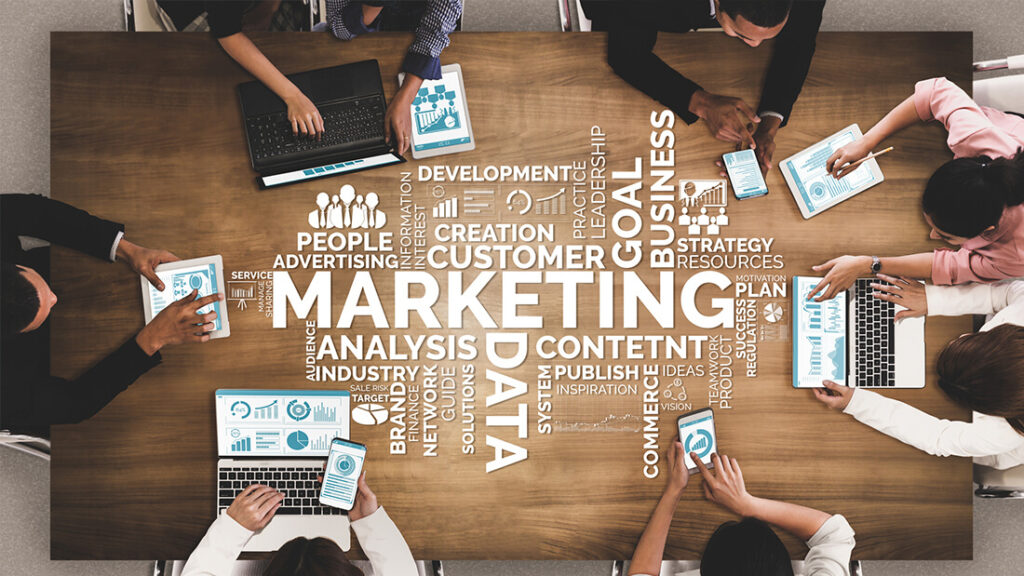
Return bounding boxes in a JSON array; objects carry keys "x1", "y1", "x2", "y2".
[
  {"x1": 792, "y1": 277, "x2": 848, "y2": 388},
  {"x1": 215, "y1": 390, "x2": 350, "y2": 457}
]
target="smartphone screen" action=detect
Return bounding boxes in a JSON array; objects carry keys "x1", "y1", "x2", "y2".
[
  {"x1": 723, "y1": 149, "x2": 768, "y2": 199},
  {"x1": 677, "y1": 408, "x2": 717, "y2": 471},
  {"x1": 319, "y1": 438, "x2": 366, "y2": 510}
]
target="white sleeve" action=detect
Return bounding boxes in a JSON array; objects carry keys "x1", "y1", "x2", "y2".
[
  {"x1": 804, "y1": 515, "x2": 856, "y2": 576},
  {"x1": 925, "y1": 280, "x2": 1024, "y2": 317},
  {"x1": 844, "y1": 389, "x2": 1024, "y2": 458},
  {"x1": 180, "y1": 514, "x2": 254, "y2": 576},
  {"x1": 109, "y1": 230, "x2": 124, "y2": 262},
  {"x1": 351, "y1": 507, "x2": 418, "y2": 576}
]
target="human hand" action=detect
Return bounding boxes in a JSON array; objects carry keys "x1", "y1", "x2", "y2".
[
  {"x1": 285, "y1": 90, "x2": 324, "y2": 139},
  {"x1": 694, "y1": 453, "x2": 756, "y2": 517},
  {"x1": 135, "y1": 289, "x2": 223, "y2": 355},
  {"x1": 812, "y1": 380, "x2": 855, "y2": 411},
  {"x1": 226, "y1": 484, "x2": 284, "y2": 531},
  {"x1": 664, "y1": 441, "x2": 691, "y2": 498},
  {"x1": 690, "y1": 90, "x2": 759, "y2": 149},
  {"x1": 752, "y1": 117, "x2": 781, "y2": 176},
  {"x1": 117, "y1": 239, "x2": 179, "y2": 291},
  {"x1": 349, "y1": 471, "x2": 379, "y2": 522},
  {"x1": 826, "y1": 137, "x2": 873, "y2": 179},
  {"x1": 386, "y1": 79, "x2": 420, "y2": 155},
  {"x1": 807, "y1": 255, "x2": 872, "y2": 301},
  {"x1": 871, "y1": 273, "x2": 927, "y2": 320}
]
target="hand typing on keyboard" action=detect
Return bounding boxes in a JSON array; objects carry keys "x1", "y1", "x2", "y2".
[
  {"x1": 225, "y1": 484, "x2": 284, "y2": 531},
  {"x1": 386, "y1": 74, "x2": 424, "y2": 155},
  {"x1": 285, "y1": 90, "x2": 325, "y2": 139},
  {"x1": 870, "y1": 273, "x2": 928, "y2": 320}
]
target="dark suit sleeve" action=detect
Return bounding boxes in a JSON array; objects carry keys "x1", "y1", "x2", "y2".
[
  {"x1": 604, "y1": 25, "x2": 703, "y2": 125},
  {"x1": 0, "y1": 194, "x2": 124, "y2": 261},
  {"x1": 757, "y1": 0, "x2": 825, "y2": 126},
  {"x1": 4, "y1": 338, "x2": 161, "y2": 427}
]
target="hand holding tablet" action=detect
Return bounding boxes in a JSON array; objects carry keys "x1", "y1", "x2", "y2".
[{"x1": 139, "y1": 256, "x2": 230, "y2": 350}]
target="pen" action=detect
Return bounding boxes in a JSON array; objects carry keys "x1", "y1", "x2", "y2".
[{"x1": 840, "y1": 146, "x2": 894, "y2": 173}]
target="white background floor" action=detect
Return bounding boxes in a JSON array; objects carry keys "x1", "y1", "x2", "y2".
[{"x1": 2, "y1": 1, "x2": 1022, "y2": 574}]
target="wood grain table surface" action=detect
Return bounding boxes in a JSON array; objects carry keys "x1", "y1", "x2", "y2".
[{"x1": 49, "y1": 31, "x2": 973, "y2": 560}]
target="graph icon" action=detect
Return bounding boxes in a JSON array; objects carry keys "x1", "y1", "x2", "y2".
[
  {"x1": 413, "y1": 84, "x2": 460, "y2": 135},
  {"x1": 254, "y1": 431, "x2": 281, "y2": 451},
  {"x1": 287, "y1": 400, "x2": 311, "y2": 421},
  {"x1": 228, "y1": 282, "x2": 255, "y2": 299},
  {"x1": 311, "y1": 434, "x2": 334, "y2": 451},
  {"x1": 231, "y1": 437, "x2": 251, "y2": 452},
  {"x1": 335, "y1": 455, "x2": 356, "y2": 476},
  {"x1": 680, "y1": 180, "x2": 728, "y2": 208},
  {"x1": 763, "y1": 302, "x2": 784, "y2": 323},
  {"x1": 230, "y1": 401, "x2": 251, "y2": 419},
  {"x1": 534, "y1": 188, "x2": 567, "y2": 215},
  {"x1": 286, "y1": 430, "x2": 309, "y2": 451},
  {"x1": 433, "y1": 197, "x2": 458, "y2": 219},
  {"x1": 463, "y1": 190, "x2": 495, "y2": 214},
  {"x1": 254, "y1": 400, "x2": 279, "y2": 420},
  {"x1": 684, "y1": 429, "x2": 714, "y2": 458},
  {"x1": 312, "y1": 403, "x2": 337, "y2": 423}
]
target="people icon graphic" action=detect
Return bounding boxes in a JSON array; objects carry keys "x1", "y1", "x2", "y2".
[
  {"x1": 310, "y1": 185, "x2": 386, "y2": 230},
  {"x1": 308, "y1": 192, "x2": 331, "y2": 229}
]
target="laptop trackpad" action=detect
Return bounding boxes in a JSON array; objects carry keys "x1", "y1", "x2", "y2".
[{"x1": 239, "y1": 514, "x2": 351, "y2": 552}]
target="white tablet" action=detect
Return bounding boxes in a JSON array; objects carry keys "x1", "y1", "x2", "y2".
[
  {"x1": 140, "y1": 255, "x2": 230, "y2": 339},
  {"x1": 399, "y1": 64, "x2": 475, "y2": 159},
  {"x1": 780, "y1": 124, "x2": 885, "y2": 219}
]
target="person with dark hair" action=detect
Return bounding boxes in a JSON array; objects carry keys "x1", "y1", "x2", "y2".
[
  {"x1": 157, "y1": 0, "x2": 325, "y2": 138},
  {"x1": 181, "y1": 472, "x2": 416, "y2": 576},
  {"x1": 814, "y1": 277, "x2": 1024, "y2": 470},
  {"x1": 325, "y1": 0, "x2": 463, "y2": 155},
  {"x1": 808, "y1": 77, "x2": 1024, "y2": 300},
  {"x1": 1, "y1": 194, "x2": 223, "y2": 434},
  {"x1": 628, "y1": 442, "x2": 855, "y2": 576},
  {"x1": 580, "y1": 0, "x2": 826, "y2": 177}
]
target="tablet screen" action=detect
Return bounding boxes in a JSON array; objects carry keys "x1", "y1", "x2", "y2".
[
  {"x1": 148, "y1": 263, "x2": 222, "y2": 330},
  {"x1": 793, "y1": 277, "x2": 847, "y2": 387},
  {"x1": 411, "y1": 69, "x2": 471, "y2": 152},
  {"x1": 785, "y1": 126, "x2": 877, "y2": 215}
]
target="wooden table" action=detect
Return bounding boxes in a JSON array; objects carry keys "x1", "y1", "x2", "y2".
[{"x1": 50, "y1": 31, "x2": 973, "y2": 560}]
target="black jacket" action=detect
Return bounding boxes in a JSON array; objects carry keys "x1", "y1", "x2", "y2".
[
  {"x1": 583, "y1": 0, "x2": 826, "y2": 125},
  {"x1": 1, "y1": 194, "x2": 161, "y2": 434}
]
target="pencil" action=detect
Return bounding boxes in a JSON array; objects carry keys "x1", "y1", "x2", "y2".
[{"x1": 841, "y1": 146, "x2": 894, "y2": 173}]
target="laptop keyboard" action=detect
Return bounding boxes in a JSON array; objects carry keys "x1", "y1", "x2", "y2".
[
  {"x1": 247, "y1": 97, "x2": 385, "y2": 161},
  {"x1": 853, "y1": 278, "x2": 896, "y2": 387},
  {"x1": 218, "y1": 465, "x2": 344, "y2": 516}
]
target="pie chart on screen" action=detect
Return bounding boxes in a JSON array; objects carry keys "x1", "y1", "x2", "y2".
[{"x1": 286, "y1": 430, "x2": 309, "y2": 450}]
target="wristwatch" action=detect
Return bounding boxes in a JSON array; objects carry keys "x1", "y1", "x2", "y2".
[{"x1": 870, "y1": 256, "x2": 882, "y2": 274}]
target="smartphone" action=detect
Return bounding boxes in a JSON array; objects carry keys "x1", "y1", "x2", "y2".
[
  {"x1": 723, "y1": 149, "x2": 769, "y2": 200},
  {"x1": 319, "y1": 438, "x2": 367, "y2": 510},
  {"x1": 677, "y1": 408, "x2": 717, "y2": 472}
]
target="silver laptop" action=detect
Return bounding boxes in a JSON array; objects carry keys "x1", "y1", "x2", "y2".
[
  {"x1": 215, "y1": 390, "x2": 351, "y2": 551},
  {"x1": 793, "y1": 277, "x2": 926, "y2": 388}
]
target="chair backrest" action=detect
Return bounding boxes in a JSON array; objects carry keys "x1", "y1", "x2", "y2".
[
  {"x1": 974, "y1": 462, "x2": 1024, "y2": 495},
  {"x1": 973, "y1": 73, "x2": 1024, "y2": 113},
  {"x1": 0, "y1": 430, "x2": 51, "y2": 460}
]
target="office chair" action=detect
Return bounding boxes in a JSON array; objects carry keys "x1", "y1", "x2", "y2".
[
  {"x1": 0, "y1": 430, "x2": 51, "y2": 461},
  {"x1": 154, "y1": 558, "x2": 442, "y2": 575},
  {"x1": 611, "y1": 559, "x2": 865, "y2": 575}
]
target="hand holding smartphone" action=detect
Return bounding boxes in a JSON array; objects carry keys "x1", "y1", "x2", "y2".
[
  {"x1": 319, "y1": 438, "x2": 367, "y2": 510},
  {"x1": 677, "y1": 408, "x2": 717, "y2": 472}
]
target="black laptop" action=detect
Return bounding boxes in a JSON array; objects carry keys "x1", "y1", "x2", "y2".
[{"x1": 238, "y1": 60, "x2": 405, "y2": 188}]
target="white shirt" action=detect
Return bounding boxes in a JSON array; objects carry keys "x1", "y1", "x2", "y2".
[
  {"x1": 844, "y1": 280, "x2": 1024, "y2": 470},
  {"x1": 180, "y1": 507, "x2": 417, "y2": 576},
  {"x1": 637, "y1": 515, "x2": 856, "y2": 576}
]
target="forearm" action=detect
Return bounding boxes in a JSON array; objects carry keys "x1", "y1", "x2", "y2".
[
  {"x1": 218, "y1": 34, "x2": 300, "y2": 102},
  {"x1": 843, "y1": 253, "x2": 933, "y2": 280},
  {"x1": 628, "y1": 490, "x2": 681, "y2": 576},
  {"x1": 861, "y1": 95, "x2": 919, "y2": 150},
  {"x1": 744, "y1": 496, "x2": 830, "y2": 542}
]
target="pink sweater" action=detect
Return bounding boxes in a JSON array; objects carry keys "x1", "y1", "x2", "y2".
[{"x1": 914, "y1": 77, "x2": 1024, "y2": 284}]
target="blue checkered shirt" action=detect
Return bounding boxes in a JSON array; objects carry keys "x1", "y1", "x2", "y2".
[{"x1": 326, "y1": 0, "x2": 462, "y2": 80}]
